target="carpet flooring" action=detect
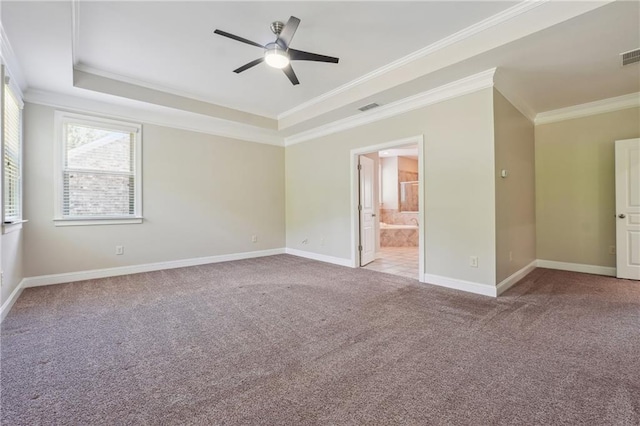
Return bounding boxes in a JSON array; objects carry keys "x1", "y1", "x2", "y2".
[{"x1": 1, "y1": 254, "x2": 639, "y2": 425}]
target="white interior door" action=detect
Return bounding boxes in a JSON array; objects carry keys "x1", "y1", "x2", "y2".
[
  {"x1": 615, "y1": 138, "x2": 640, "y2": 280},
  {"x1": 359, "y1": 156, "x2": 376, "y2": 266}
]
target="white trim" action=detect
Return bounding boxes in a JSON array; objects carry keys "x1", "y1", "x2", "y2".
[
  {"x1": 71, "y1": 0, "x2": 81, "y2": 67},
  {"x1": 536, "y1": 260, "x2": 616, "y2": 277},
  {"x1": 535, "y1": 92, "x2": 640, "y2": 125},
  {"x1": 53, "y1": 218, "x2": 143, "y2": 227},
  {"x1": 0, "y1": 278, "x2": 26, "y2": 323},
  {"x1": 423, "y1": 273, "x2": 497, "y2": 298},
  {"x1": 496, "y1": 260, "x2": 537, "y2": 296},
  {"x1": 24, "y1": 89, "x2": 284, "y2": 147},
  {"x1": 284, "y1": 248, "x2": 353, "y2": 268},
  {"x1": 22, "y1": 248, "x2": 286, "y2": 288},
  {"x1": 2, "y1": 219, "x2": 27, "y2": 234},
  {"x1": 349, "y1": 136, "x2": 425, "y2": 279},
  {"x1": 53, "y1": 111, "x2": 143, "y2": 222},
  {"x1": 285, "y1": 69, "x2": 495, "y2": 146},
  {"x1": 278, "y1": 1, "x2": 547, "y2": 121}
]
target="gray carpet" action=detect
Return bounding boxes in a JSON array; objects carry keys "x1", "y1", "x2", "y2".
[{"x1": 1, "y1": 254, "x2": 639, "y2": 425}]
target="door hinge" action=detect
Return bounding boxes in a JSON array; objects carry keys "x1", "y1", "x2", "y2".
[
  {"x1": 358, "y1": 245, "x2": 363, "y2": 251},
  {"x1": 357, "y1": 164, "x2": 362, "y2": 170},
  {"x1": 358, "y1": 204, "x2": 362, "y2": 211}
]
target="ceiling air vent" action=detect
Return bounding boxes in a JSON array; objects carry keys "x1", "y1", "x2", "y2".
[
  {"x1": 358, "y1": 102, "x2": 380, "y2": 112},
  {"x1": 621, "y1": 48, "x2": 640, "y2": 66}
]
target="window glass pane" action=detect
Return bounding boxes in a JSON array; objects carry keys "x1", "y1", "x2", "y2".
[
  {"x1": 66, "y1": 123, "x2": 133, "y2": 173},
  {"x1": 4, "y1": 85, "x2": 22, "y2": 221},
  {"x1": 63, "y1": 171, "x2": 134, "y2": 217}
]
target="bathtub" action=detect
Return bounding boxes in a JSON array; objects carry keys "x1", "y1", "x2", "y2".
[
  {"x1": 380, "y1": 223, "x2": 418, "y2": 230},
  {"x1": 380, "y1": 223, "x2": 419, "y2": 247}
]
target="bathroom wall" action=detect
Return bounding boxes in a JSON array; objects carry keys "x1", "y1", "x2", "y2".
[{"x1": 380, "y1": 155, "x2": 419, "y2": 226}]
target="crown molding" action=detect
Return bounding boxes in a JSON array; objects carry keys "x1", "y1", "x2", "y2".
[
  {"x1": 285, "y1": 68, "x2": 496, "y2": 146},
  {"x1": 535, "y1": 92, "x2": 640, "y2": 125},
  {"x1": 71, "y1": 0, "x2": 80, "y2": 66},
  {"x1": 0, "y1": 23, "x2": 27, "y2": 97},
  {"x1": 24, "y1": 89, "x2": 284, "y2": 146},
  {"x1": 278, "y1": 1, "x2": 549, "y2": 122}
]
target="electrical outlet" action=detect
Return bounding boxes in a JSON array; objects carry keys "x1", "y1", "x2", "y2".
[
  {"x1": 609, "y1": 245, "x2": 616, "y2": 255},
  {"x1": 116, "y1": 245, "x2": 124, "y2": 255},
  {"x1": 470, "y1": 256, "x2": 479, "y2": 268},
  {"x1": 252, "y1": 235, "x2": 258, "y2": 243}
]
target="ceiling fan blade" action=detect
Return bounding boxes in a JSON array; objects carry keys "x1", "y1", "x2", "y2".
[
  {"x1": 233, "y1": 57, "x2": 265, "y2": 73},
  {"x1": 277, "y1": 16, "x2": 300, "y2": 48},
  {"x1": 214, "y1": 29, "x2": 264, "y2": 49},
  {"x1": 282, "y1": 65, "x2": 300, "y2": 85},
  {"x1": 289, "y1": 48, "x2": 339, "y2": 64}
]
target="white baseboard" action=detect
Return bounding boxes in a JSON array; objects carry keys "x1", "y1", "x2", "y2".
[
  {"x1": 0, "y1": 278, "x2": 26, "y2": 323},
  {"x1": 22, "y1": 248, "x2": 286, "y2": 288},
  {"x1": 497, "y1": 260, "x2": 538, "y2": 296},
  {"x1": 423, "y1": 273, "x2": 497, "y2": 297},
  {"x1": 285, "y1": 248, "x2": 354, "y2": 267},
  {"x1": 536, "y1": 260, "x2": 616, "y2": 277}
]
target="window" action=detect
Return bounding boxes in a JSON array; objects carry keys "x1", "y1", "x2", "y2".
[
  {"x1": 3, "y1": 77, "x2": 23, "y2": 231},
  {"x1": 54, "y1": 112, "x2": 142, "y2": 226}
]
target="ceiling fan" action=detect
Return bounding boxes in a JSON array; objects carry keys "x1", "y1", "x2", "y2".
[{"x1": 214, "y1": 16, "x2": 339, "y2": 86}]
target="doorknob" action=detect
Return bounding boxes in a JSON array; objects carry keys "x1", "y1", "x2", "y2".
[{"x1": 618, "y1": 214, "x2": 626, "y2": 219}]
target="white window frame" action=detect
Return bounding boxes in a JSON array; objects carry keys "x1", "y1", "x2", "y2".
[
  {"x1": 54, "y1": 111, "x2": 143, "y2": 226},
  {"x1": 2, "y1": 69, "x2": 25, "y2": 234}
]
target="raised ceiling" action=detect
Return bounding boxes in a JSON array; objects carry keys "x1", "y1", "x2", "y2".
[{"x1": 1, "y1": 1, "x2": 638, "y2": 144}]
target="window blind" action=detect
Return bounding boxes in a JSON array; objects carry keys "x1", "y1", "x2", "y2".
[
  {"x1": 62, "y1": 123, "x2": 137, "y2": 217},
  {"x1": 3, "y1": 85, "x2": 22, "y2": 222}
]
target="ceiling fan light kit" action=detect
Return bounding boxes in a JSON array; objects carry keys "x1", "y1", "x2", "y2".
[
  {"x1": 264, "y1": 43, "x2": 290, "y2": 69},
  {"x1": 214, "y1": 16, "x2": 339, "y2": 85}
]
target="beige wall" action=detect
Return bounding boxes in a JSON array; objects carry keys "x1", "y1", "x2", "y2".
[
  {"x1": 380, "y1": 156, "x2": 399, "y2": 209},
  {"x1": 398, "y1": 156, "x2": 419, "y2": 173},
  {"x1": 1, "y1": 230, "x2": 23, "y2": 306},
  {"x1": 493, "y1": 89, "x2": 536, "y2": 283},
  {"x1": 23, "y1": 103, "x2": 285, "y2": 277},
  {"x1": 535, "y1": 107, "x2": 640, "y2": 267},
  {"x1": 286, "y1": 89, "x2": 497, "y2": 285}
]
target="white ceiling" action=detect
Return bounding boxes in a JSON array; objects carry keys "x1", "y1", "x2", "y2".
[
  {"x1": 1, "y1": 1, "x2": 638, "y2": 142},
  {"x1": 379, "y1": 146, "x2": 418, "y2": 159},
  {"x1": 78, "y1": 1, "x2": 517, "y2": 118}
]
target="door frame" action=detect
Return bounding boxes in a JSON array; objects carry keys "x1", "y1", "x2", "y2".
[{"x1": 349, "y1": 135, "x2": 425, "y2": 281}]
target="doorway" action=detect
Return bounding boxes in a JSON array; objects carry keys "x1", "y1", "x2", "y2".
[{"x1": 350, "y1": 136, "x2": 425, "y2": 281}]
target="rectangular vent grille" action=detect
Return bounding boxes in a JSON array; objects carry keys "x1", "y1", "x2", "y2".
[
  {"x1": 621, "y1": 49, "x2": 640, "y2": 66},
  {"x1": 358, "y1": 103, "x2": 380, "y2": 112}
]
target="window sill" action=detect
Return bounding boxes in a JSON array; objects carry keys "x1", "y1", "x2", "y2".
[
  {"x1": 2, "y1": 220, "x2": 28, "y2": 234},
  {"x1": 53, "y1": 217, "x2": 143, "y2": 227}
]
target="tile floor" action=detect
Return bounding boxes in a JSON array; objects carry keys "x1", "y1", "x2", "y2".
[{"x1": 362, "y1": 246, "x2": 419, "y2": 279}]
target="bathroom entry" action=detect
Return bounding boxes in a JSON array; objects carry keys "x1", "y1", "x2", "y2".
[{"x1": 354, "y1": 138, "x2": 424, "y2": 280}]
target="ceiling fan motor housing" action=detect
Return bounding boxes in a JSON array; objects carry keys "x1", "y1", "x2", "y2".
[{"x1": 270, "y1": 21, "x2": 284, "y2": 35}]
